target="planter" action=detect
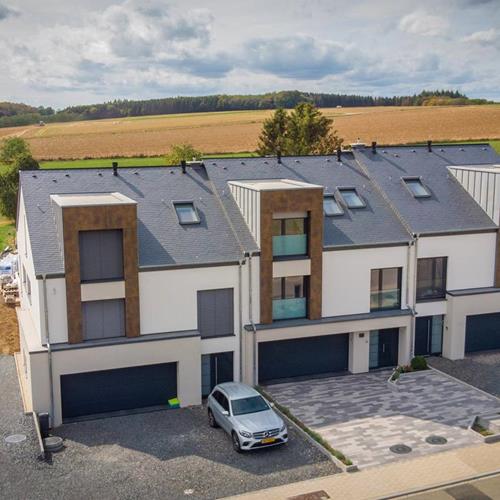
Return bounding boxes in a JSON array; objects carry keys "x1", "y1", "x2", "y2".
[{"x1": 470, "y1": 414, "x2": 500, "y2": 444}]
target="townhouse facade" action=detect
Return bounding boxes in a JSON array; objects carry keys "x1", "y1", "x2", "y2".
[{"x1": 16, "y1": 144, "x2": 500, "y2": 427}]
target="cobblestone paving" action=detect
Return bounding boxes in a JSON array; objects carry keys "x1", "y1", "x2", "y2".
[
  {"x1": 429, "y1": 350, "x2": 500, "y2": 398},
  {"x1": 265, "y1": 369, "x2": 500, "y2": 469}
]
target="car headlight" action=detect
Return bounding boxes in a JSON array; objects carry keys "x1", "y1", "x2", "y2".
[
  {"x1": 280, "y1": 424, "x2": 286, "y2": 432},
  {"x1": 239, "y1": 430, "x2": 252, "y2": 438}
]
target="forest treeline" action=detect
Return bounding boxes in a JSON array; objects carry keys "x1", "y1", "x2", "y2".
[{"x1": 0, "y1": 89, "x2": 492, "y2": 128}]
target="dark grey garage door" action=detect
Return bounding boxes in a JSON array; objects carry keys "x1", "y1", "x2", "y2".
[
  {"x1": 61, "y1": 363, "x2": 177, "y2": 420},
  {"x1": 465, "y1": 313, "x2": 500, "y2": 353},
  {"x1": 258, "y1": 334, "x2": 349, "y2": 383}
]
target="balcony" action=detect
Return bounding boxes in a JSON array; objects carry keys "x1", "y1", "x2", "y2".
[
  {"x1": 272, "y1": 234, "x2": 307, "y2": 258},
  {"x1": 272, "y1": 297, "x2": 307, "y2": 320},
  {"x1": 370, "y1": 289, "x2": 401, "y2": 311}
]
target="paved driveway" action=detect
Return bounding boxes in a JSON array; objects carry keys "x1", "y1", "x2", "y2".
[
  {"x1": 0, "y1": 356, "x2": 338, "y2": 500},
  {"x1": 429, "y1": 350, "x2": 500, "y2": 398},
  {"x1": 265, "y1": 369, "x2": 500, "y2": 469}
]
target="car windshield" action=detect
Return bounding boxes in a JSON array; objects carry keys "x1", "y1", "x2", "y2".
[{"x1": 231, "y1": 395, "x2": 269, "y2": 416}]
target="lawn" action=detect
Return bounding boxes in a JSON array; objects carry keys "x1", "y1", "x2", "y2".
[{"x1": 0, "y1": 217, "x2": 15, "y2": 251}]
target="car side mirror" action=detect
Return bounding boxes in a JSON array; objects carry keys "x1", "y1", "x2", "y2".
[
  {"x1": 222, "y1": 410, "x2": 229, "y2": 416},
  {"x1": 270, "y1": 402, "x2": 275, "y2": 408}
]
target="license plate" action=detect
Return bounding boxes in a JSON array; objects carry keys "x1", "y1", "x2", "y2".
[{"x1": 261, "y1": 437, "x2": 276, "y2": 444}]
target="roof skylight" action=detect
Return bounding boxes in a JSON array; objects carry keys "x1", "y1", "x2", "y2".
[
  {"x1": 338, "y1": 188, "x2": 365, "y2": 209},
  {"x1": 174, "y1": 202, "x2": 200, "y2": 224},
  {"x1": 403, "y1": 178, "x2": 431, "y2": 198},
  {"x1": 323, "y1": 196, "x2": 344, "y2": 216}
]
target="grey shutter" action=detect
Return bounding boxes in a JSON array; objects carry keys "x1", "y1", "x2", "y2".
[
  {"x1": 198, "y1": 289, "x2": 233, "y2": 338},
  {"x1": 82, "y1": 299, "x2": 125, "y2": 340},
  {"x1": 79, "y1": 230, "x2": 124, "y2": 282}
]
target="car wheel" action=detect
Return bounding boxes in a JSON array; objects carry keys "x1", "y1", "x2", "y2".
[
  {"x1": 232, "y1": 432, "x2": 243, "y2": 453},
  {"x1": 208, "y1": 409, "x2": 219, "y2": 428}
]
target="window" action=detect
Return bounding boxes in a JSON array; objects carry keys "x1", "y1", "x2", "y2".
[
  {"x1": 79, "y1": 229, "x2": 123, "y2": 283},
  {"x1": 403, "y1": 178, "x2": 431, "y2": 198},
  {"x1": 212, "y1": 390, "x2": 229, "y2": 412},
  {"x1": 323, "y1": 196, "x2": 344, "y2": 216},
  {"x1": 82, "y1": 299, "x2": 125, "y2": 341},
  {"x1": 231, "y1": 395, "x2": 269, "y2": 416},
  {"x1": 272, "y1": 276, "x2": 307, "y2": 320},
  {"x1": 174, "y1": 202, "x2": 200, "y2": 224},
  {"x1": 417, "y1": 257, "x2": 447, "y2": 301},
  {"x1": 338, "y1": 188, "x2": 365, "y2": 208},
  {"x1": 272, "y1": 217, "x2": 308, "y2": 258},
  {"x1": 370, "y1": 267, "x2": 402, "y2": 311},
  {"x1": 197, "y1": 288, "x2": 234, "y2": 338}
]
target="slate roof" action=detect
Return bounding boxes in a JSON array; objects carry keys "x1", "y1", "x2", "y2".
[
  {"x1": 20, "y1": 144, "x2": 500, "y2": 277},
  {"x1": 205, "y1": 154, "x2": 411, "y2": 250},
  {"x1": 355, "y1": 144, "x2": 499, "y2": 235},
  {"x1": 20, "y1": 165, "x2": 245, "y2": 276}
]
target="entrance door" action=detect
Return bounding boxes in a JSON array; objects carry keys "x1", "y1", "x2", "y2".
[
  {"x1": 370, "y1": 329, "x2": 399, "y2": 368},
  {"x1": 415, "y1": 316, "x2": 443, "y2": 356},
  {"x1": 201, "y1": 351, "x2": 234, "y2": 397}
]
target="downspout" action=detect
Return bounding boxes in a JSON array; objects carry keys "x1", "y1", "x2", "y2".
[
  {"x1": 248, "y1": 253, "x2": 258, "y2": 386},
  {"x1": 410, "y1": 233, "x2": 420, "y2": 358},
  {"x1": 42, "y1": 275, "x2": 55, "y2": 428},
  {"x1": 238, "y1": 258, "x2": 243, "y2": 381}
]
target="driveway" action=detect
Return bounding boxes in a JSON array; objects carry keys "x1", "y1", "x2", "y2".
[
  {"x1": 429, "y1": 350, "x2": 500, "y2": 398},
  {"x1": 0, "y1": 356, "x2": 338, "y2": 500},
  {"x1": 265, "y1": 369, "x2": 500, "y2": 469}
]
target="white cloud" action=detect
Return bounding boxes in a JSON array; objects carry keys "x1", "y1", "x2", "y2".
[
  {"x1": 399, "y1": 11, "x2": 449, "y2": 37},
  {"x1": 462, "y1": 28, "x2": 499, "y2": 47}
]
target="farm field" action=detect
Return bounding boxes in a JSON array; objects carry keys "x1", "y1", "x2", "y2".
[{"x1": 1, "y1": 105, "x2": 499, "y2": 161}]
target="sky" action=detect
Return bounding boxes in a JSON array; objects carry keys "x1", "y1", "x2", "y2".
[{"x1": 0, "y1": 0, "x2": 499, "y2": 109}]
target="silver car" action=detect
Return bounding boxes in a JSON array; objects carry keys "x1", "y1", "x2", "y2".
[{"x1": 207, "y1": 382, "x2": 288, "y2": 452}]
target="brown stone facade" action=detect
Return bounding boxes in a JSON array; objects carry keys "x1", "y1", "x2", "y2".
[
  {"x1": 62, "y1": 204, "x2": 140, "y2": 344},
  {"x1": 260, "y1": 188, "x2": 323, "y2": 324}
]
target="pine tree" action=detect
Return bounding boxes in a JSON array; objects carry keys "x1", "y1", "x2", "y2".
[{"x1": 256, "y1": 108, "x2": 288, "y2": 156}]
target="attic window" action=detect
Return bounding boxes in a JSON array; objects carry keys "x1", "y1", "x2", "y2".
[
  {"x1": 403, "y1": 178, "x2": 430, "y2": 198},
  {"x1": 323, "y1": 196, "x2": 344, "y2": 216},
  {"x1": 174, "y1": 202, "x2": 200, "y2": 224},
  {"x1": 338, "y1": 188, "x2": 365, "y2": 209}
]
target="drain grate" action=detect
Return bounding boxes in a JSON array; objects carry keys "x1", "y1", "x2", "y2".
[
  {"x1": 426, "y1": 435, "x2": 447, "y2": 445},
  {"x1": 389, "y1": 444, "x2": 412, "y2": 454},
  {"x1": 5, "y1": 434, "x2": 27, "y2": 444}
]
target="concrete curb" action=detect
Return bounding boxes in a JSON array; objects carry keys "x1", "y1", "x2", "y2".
[
  {"x1": 13, "y1": 352, "x2": 31, "y2": 414},
  {"x1": 31, "y1": 412, "x2": 46, "y2": 460},
  {"x1": 468, "y1": 414, "x2": 500, "y2": 444}
]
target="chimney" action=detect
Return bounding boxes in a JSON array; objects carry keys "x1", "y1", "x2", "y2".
[
  {"x1": 277, "y1": 150, "x2": 282, "y2": 164},
  {"x1": 112, "y1": 161, "x2": 118, "y2": 176},
  {"x1": 371, "y1": 141, "x2": 377, "y2": 154},
  {"x1": 336, "y1": 148, "x2": 341, "y2": 162},
  {"x1": 427, "y1": 140, "x2": 432, "y2": 152},
  {"x1": 181, "y1": 159, "x2": 187, "y2": 174}
]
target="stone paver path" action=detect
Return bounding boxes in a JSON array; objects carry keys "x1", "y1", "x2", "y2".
[{"x1": 265, "y1": 369, "x2": 500, "y2": 469}]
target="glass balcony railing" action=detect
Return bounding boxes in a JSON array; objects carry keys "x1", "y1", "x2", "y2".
[
  {"x1": 272, "y1": 234, "x2": 307, "y2": 258},
  {"x1": 272, "y1": 297, "x2": 307, "y2": 320},
  {"x1": 370, "y1": 289, "x2": 401, "y2": 311}
]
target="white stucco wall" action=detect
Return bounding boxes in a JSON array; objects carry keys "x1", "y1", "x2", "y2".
[
  {"x1": 322, "y1": 245, "x2": 409, "y2": 317},
  {"x1": 417, "y1": 232, "x2": 496, "y2": 291}
]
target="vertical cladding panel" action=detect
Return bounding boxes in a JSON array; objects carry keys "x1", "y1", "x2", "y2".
[
  {"x1": 496, "y1": 230, "x2": 500, "y2": 288},
  {"x1": 63, "y1": 204, "x2": 139, "y2": 344},
  {"x1": 259, "y1": 188, "x2": 323, "y2": 324}
]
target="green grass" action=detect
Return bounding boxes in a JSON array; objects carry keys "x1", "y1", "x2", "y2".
[
  {"x1": 38, "y1": 151, "x2": 257, "y2": 169},
  {"x1": 0, "y1": 218, "x2": 15, "y2": 251}
]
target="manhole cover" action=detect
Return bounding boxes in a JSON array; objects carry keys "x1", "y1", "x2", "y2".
[
  {"x1": 5, "y1": 434, "x2": 27, "y2": 444},
  {"x1": 389, "y1": 444, "x2": 412, "y2": 454},
  {"x1": 426, "y1": 435, "x2": 448, "y2": 445}
]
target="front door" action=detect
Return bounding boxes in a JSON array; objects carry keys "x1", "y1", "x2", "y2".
[
  {"x1": 202, "y1": 352, "x2": 234, "y2": 397},
  {"x1": 370, "y1": 329, "x2": 399, "y2": 369},
  {"x1": 415, "y1": 316, "x2": 443, "y2": 356}
]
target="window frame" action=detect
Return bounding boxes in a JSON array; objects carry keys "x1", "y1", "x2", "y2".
[
  {"x1": 271, "y1": 217, "x2": 307, "y2": 237},
  {"x1": 337, "y1": 187, "x2": 366, "y2": 209},
  {"x1": 173, "y1": 200, "x2": 201, "y2": 225},
  {"x1": 416, "y1": 257, "x2": 448, "y2": 302},
  {"x1": 402, "y1": 177, "x2": 431, "y2": 198},
  {"x1": 272, "y1": 275, "x2": 308, "y2": 301},
  {"x1": 323, "y1": 195, "x2": 344, "y2": 216},
  {"x1": 370, "y1": 267, "x2": 402, "y2": 312}
]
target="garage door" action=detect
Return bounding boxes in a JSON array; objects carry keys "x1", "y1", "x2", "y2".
[
  {"x1": 258, "y1": 334, "x2": 349, "y2": 383},
  {"x1": 61, "y1": 362, "x2": 177, "y2": 420},
  {"x1": 465, "y1": 313, "x2": 500, "y2": 353}
]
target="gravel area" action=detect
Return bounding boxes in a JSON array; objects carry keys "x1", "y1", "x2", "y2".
[
  {"x1": 428, "y1": 351, "x2": 500, "y2": 398},
  {"x1": 0, "y1": 354, "x2": 338, "y2": 499}
]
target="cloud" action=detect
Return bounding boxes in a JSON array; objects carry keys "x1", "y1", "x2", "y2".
[
  {"x1": 244, "y1": 35, "x2": 353, "y2": 79},
  {"x1": 0, "y1": 3, "x2": 18, "y2": 20},
  {"x1": 462, "y1": 28, "x2": 499, "y2": 48},
  {"x1": 399, "y1": 11, "x2": 449, "y2": 37}
]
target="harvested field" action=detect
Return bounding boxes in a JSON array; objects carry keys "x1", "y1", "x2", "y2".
[
  {"x1": 0, "y1": 298, "x2": 19, "y2": 355},
  {"x1": 2, "y1": 105, "x2": 499, "y2": 160}
]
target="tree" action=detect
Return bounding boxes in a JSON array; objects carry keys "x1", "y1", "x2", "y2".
[
  {"x1": 256, "y1": 108, "x2": 288, "y2": 156},
  {"x1": 0, "y1": 137, "x2": 31, "y2": 164},
  {"x1": 166, "y1": 144, "x2": 203, "y2": 165},
  {"x1": 256, "y1": 103, "x2": 343, "y2": 156}
]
